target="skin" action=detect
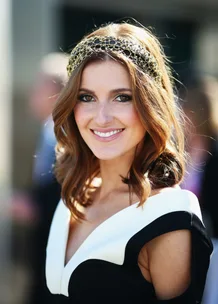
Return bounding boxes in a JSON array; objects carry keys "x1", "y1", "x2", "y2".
[
  {"x1": 74, "y1": 59, "x2": 146, "y2": 196},
  {"x1": 69, "y1": 59, "x2": 191, "y2": 300}
]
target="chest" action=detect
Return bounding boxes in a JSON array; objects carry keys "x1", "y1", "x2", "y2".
[
  {"x1": 65, "y1": 220, "x2": 97, "y2": 265},
  {"x1": 65, "y1": 203, "x2": 129, "y2": 265},
  {"x1": 67, "y1": 259, "x2": 154, "y2": 303},
  {"x1": 65, "y1": 210, "x2": 151, "y2": 284},
  {"x1": 46, "y1": 199, "x2": 158, "y2": 297}
]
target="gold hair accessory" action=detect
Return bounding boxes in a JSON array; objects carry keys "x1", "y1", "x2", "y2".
[{"x1": 67, "y1": 36, "x2": 162, "y2": 82}]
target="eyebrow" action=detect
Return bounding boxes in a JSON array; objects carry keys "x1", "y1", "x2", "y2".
[{"x1": 79, "y1": 88, "x2": 132, "y2": 94}]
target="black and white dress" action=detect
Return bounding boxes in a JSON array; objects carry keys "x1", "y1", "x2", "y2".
[{"x1": 46, "y1": 188, "x2": 213, "y2": 303}]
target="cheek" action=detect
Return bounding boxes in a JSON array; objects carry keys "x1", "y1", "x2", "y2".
[
  {"x1": 129, "y1": 109, "x2": 146, "y2": 138},
  {"x1": 130, "y1": 112, "x2": 140, "y2": 124},
  {"x1": 74, "y1": 106, "x2": 81, "y2": 127},
  {"x1": 74, "y1": 105, "x2": 89, "y2": 129},
  {"x1": 124, "y1": 106, "x2": 143, "y2": 128}
]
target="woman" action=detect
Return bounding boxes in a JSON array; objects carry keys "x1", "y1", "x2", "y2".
[{"x1": 45, "y1": 22, "x2": 213, "y2": 303}]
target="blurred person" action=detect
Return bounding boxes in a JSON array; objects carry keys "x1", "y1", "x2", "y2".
[
  {"x1": 12, "y1": 52, "x2": 70, "y2": 304},
  {"x1": 179, "y1": 75, "x2": 215, "y2": 197},
  {"x1": 180, "y1": 75, "x2": 218, "y2": 237},
  {"x1": 45, "y1": 22, "x2": 213, "y2": 303},
  {"x1": 29, "y1": 52, "x2": 68, "y2": 186},
  {"x1": 179, "y1": 74, "x2": 218, "y2": 304},
  {"x1": 198, "y1": 77, "x2": 218, "y2": 304},
  {"x1": 202, "y1": 240, "x2": 218, "y2": 304},
  {"x1": 26, "y1": 52, "x2": 70, "y2": 304},
  {"x1": 199, "y1": 76, "x2": 218, "y2": 238}
]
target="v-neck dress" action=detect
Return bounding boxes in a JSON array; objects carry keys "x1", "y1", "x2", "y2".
[{"x1": 45, "y1": 188, "x2": 213, "y2": 303}]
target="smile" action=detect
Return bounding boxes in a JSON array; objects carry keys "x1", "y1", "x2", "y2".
[{"x1": 92, "y1": 129, "x2": 124, "y2": 138}]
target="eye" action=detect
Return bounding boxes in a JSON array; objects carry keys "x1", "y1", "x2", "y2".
[
  {"x1": 78, "y1": 94, "x2": 95, "y2": 102},
  {"x1": 115, "y1": 94, "x2": 132, "y2": 102}
]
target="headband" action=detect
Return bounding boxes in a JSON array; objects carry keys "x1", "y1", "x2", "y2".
[{"x1": 67, "y1": 36, "x2": 162, "y2": 82}]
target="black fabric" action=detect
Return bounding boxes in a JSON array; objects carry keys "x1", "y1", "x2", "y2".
[{"x1": 63, "y1": 212, "x2": 212, "y2": 304}]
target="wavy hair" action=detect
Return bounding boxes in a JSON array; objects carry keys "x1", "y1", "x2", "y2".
[{"x1": 53, "y1": 22, "x2": 186, "y2": 219}]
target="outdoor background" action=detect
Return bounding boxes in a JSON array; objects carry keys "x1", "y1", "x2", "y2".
[{"x1": 1, "y1": 0, "x2": 218, "y2": 303}]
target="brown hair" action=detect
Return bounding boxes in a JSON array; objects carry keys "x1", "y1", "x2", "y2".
[{"x1": 53, "y1": 22, "x2": 186, "y2": 219}]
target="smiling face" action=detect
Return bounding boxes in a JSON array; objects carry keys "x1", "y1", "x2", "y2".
[{"x1": 74, "y1": 59, "x2": 146, "y2": 161}]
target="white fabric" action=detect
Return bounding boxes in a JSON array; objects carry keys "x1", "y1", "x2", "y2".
[{"x1": 46, "y1": 188, "x2": 203, "y2": 297}]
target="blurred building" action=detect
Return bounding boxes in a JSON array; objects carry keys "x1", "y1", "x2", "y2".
[{"x1": 2, "y1": 0, "x2": 218, "y2": 303}]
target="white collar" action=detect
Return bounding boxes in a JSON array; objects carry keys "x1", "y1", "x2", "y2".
[{"x1": 46, "y1": 188, "x2": 202, "y2": 297}]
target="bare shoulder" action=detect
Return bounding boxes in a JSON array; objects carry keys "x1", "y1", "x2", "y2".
[{"x1": 139, "y1": 229, "x2": 191, "y2": 300}]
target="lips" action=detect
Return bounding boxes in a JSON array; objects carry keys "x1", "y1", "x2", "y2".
[{"x1": 91, "y1": 128, "x2": 124, "y2": 138}]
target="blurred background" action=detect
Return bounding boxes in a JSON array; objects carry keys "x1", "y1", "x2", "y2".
[{"x1": 1, "y1": 0, "x2": 218, "y2": 303}]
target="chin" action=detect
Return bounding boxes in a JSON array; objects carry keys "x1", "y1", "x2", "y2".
[
  {"x1": 91, "y1": 148, "x2": 132, "y2": 162},
  {"x1": 91, "y1": 150, "x2": 121, "y2": 161},
  {"x1": 94, "y1": 154, "x2": 119, "y2": 161}
]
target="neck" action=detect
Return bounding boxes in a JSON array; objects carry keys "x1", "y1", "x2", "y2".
[{"x1": 97, "y1": 157, "x2": 132, "y2": 199}]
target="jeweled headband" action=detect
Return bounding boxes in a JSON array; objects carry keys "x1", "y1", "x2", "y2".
[{"x1": 67, "y1": 36, "x2": 162, "y2": 82}]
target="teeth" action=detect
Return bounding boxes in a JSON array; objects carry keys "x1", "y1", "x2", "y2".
[{"x1": 93, "y1": 129, "x2": 123, "y2": 138}]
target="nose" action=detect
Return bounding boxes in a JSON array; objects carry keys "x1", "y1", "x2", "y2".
[{"x1": 94, "y1": 103, "x2": 113, "y2": 126}]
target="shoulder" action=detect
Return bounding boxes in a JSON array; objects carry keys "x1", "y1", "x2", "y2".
[
  {"x1": 141, "y1": 186, "x2": 203, "y2": 225},
  {"x1": 149, "y1": 185, "x2": 199, "y2": 207},
  {"x1": 145, "y1": 229, "x2": 191, "y2": 300},
  {"x1": 134, "y1": 187, "x2": 203, "y2": 261},
  {"x1": 138, "y1": 187, "x2": 213, "y2": 301}
]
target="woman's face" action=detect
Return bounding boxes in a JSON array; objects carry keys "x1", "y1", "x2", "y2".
[{"x1": 74, "y1": 59, "x2": 146, "y2": 161}]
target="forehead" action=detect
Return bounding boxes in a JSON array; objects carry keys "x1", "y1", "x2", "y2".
[{"x1": 80, "y1": 59, "x2": 131, "y2": 89}]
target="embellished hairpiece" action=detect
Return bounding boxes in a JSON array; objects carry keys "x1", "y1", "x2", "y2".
[{"x1": 67, "y1": 36, "x2": 162, "y2": 82}]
